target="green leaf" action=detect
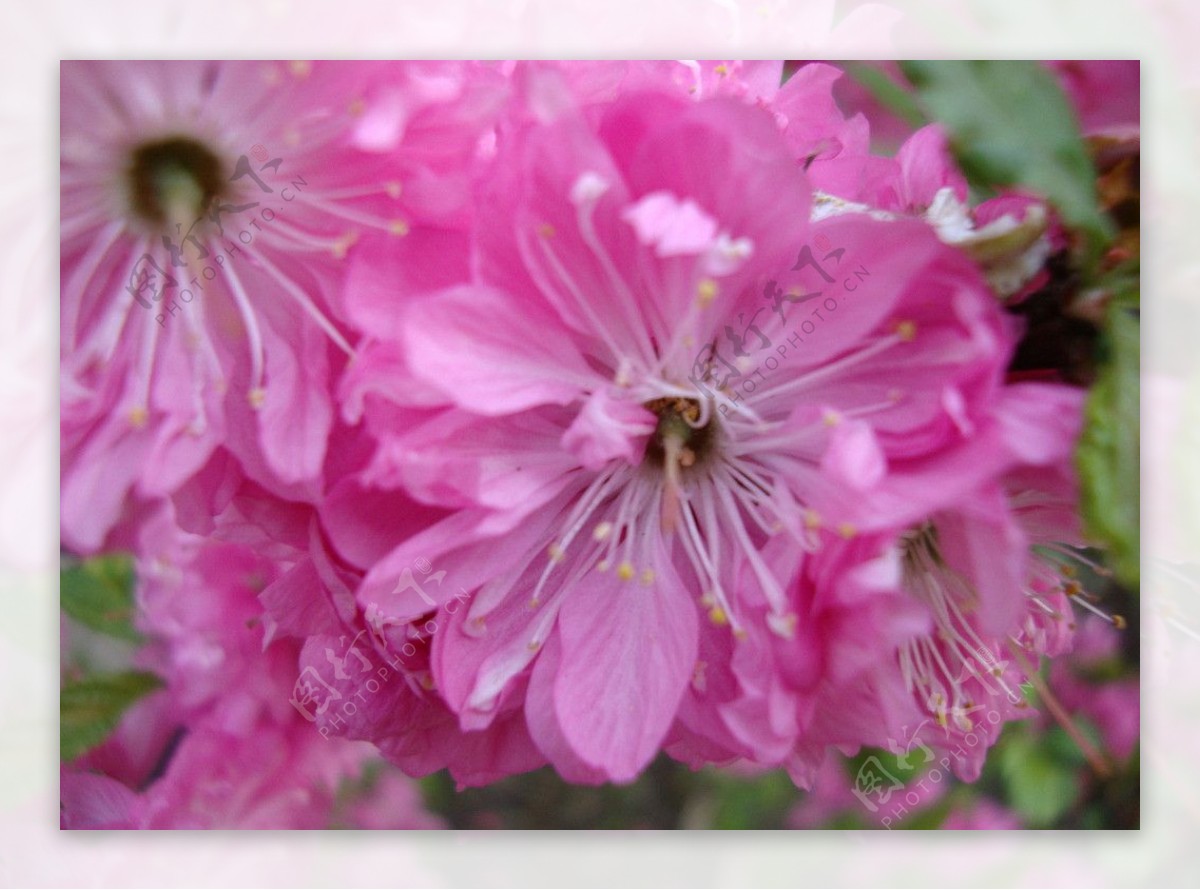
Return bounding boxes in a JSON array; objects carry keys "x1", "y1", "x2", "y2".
[
  {"x1": 61, "y1": 553, "x2": 140, "y2": 642},
  {"x1": 997, "y1": 729, "x2": 1080, "y2": 827},
  {"x1": 900, "y1": 61, "x2": 1115, "y2": 267},
  {"x1": 1041, "y1": 724, "x2": 1095, "y2": 769},
  {"x1": 709, "y1": 770, "x2": 800, "y2": 830},
  {"x1": 61, "y1": 670, "x2": 162, "y2": 762},
  {"x1": 1076, "y1": 306, "x2": 1140, "y2": 587}
]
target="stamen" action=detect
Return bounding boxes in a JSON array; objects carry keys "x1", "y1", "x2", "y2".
[
  {"x1": 712, "y1": 482, "x2": 788, "y2": 615},
  {"x1": 574, "y1": 195, "x2": 658, "y2": 365},
  {"x1": 248, "y1": 249, "x2": 356, "y2": 357},
  {"x1": 527, "y1": 228, "x2": 635, "y2": 366},
  {"x1": 748, "y1": 331, "x2": 905, "y2": 408},
  {"x1": 220, "y1": 257, "x2": 267, "y2": 401},
  {"x1": 1067, "y1": 589, "x2": 1127, "y2": 629},
  {"x1": 129, "y1": 291, "x2": 162, "y2": 423},
  {"x1": 676, "y1": 496, "x2": 741, "y2": 635},
  {"x1": 528, "y1": 468, "x2": 625, "y2": 604},
  {"x1": 63, "y1": 221, "x2": 124, "y2": 349},
  {"x1": 661, "y1": 433, "x2": 684, "y2": 533},
  {"x1": 90, "y1": 246, "x2": 147, "y2": 367}
]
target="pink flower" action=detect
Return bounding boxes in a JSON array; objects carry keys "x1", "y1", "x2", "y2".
[
  {"x1": 846, "y1": 384, "x2": 1089, "y2": 781},
  {"x1": 333, "y1": 766, "x2": 446, "y2": 830},
  {"x1": 60, "y1": 61, "x2": 504, "y2": 553},
  {"x1": 60, "y1": 60, "x2": 1121, "y2": 816},
  {"x1": 61, "y1": 507, "x2": 440, "y2": 829},
  {"x1": 59, "y1": 770, "x2": 144, "y2": 830},
  {"x1": 162, "y1": 436, "x2": 546, "y2": 790},
  {"x1": 810, "y1": 122, "x2": 1057, "y2": 301},
  {"x1": 1048, "y1": 61, "x2": 1140, "y2": 138},
  {"x1": 941, "y1": 798, "x2": 1024, "y2": 830},
  {"x1": 337, "y1": 72, "x2": 1027, "y2": 784}
]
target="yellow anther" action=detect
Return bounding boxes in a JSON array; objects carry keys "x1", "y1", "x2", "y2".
[
  {"x1": 714, "y1": 64, "x2": 729, "y2": 76},
  {"x1": 389, "y1": 219, "x2": 410, "y2": 237},
  {"x1": 895, "y1": 320, "x2": 917, "y2": 342},
  {"x1": 1113, "y1": 615, "x2": 1127, "y2": 630},
  {"x1": 385, "y1": 181, "x2": 403, "y2": 199},
  {"x1": 697, "y1": 278, "x2": 718, "y2": 307},
  {"x1": 837, "y1": 522, "x2": 857, "y2": 539},
  {"x1": 128, "y1": 406, "x2": 148, "y2": 428},
  {"x1": 331, "y1": 231, "x2": 359, "y2": 259},
  {"x1": 248, "y1": 388, "x2": 266, "y2": 409},
  {"x1": 289, "y1": 60, "x2": 312, "y2": 78},
  {"x1": 768, "y1": 612, "x2": 798, "y2": 639},
  {"x1": 822, "y1": 409, "x2": 841, "y2": 427},
  {"x1": 593, "y1": 522, "x2": 613, "y2": 542},
  {"x1": 617, "y1": 562, "x2": 635, "y2": 581},
  {"x1": 804, "y1": 509, "x2": 822, "y2": 530},
  {"x1": 527, "y1": 639, "x2": 542, "y2": 652},
  {"x1": 538, "y1": 222, "x2": 556, "y2": 239},
  {"x1": 708, "y1": 606, "x2": 728, "y2": 626},
  {"x1": 548, "y1": 543, "x2": 565, "y2": 563}
]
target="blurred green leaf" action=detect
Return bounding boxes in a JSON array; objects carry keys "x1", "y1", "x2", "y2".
[
  {"x1": 61, "y1": 670, "x2": 162, "y2": 762},
  {"x1": 898, "y1": 795, "x2": 955, "y2": 830},
  {"x1": 900, "y1": 61, "x2": 1115, "y2": 267},
  {"x1": 1076, "y1": 306, "x2": 1140, "y2": 587},
  {"x1": 997, "y1": 729, "x2": 1080, "y2": 827},
  {"x1": 61, "y1": 553, "x2": 140, "y2": 642},
  {"x1": 1041, "y1": 724, "x2": 1094, "y2": 769},
  {"x1": 709, "y1": 770, "x2": 799, "y2": 830}
]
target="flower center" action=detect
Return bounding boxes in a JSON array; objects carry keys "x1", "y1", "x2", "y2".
[
  {"x1": 642, "y1": 396, "x2": 716, "y2": 470},
  {"x1": 900, "y1": 521, "x2": 943, "y2": 580},
  {"x1": 126, "y1": 135, "x2": 225, "y2": 228}
]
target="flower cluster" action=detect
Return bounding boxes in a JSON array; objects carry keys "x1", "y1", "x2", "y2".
[{"x1": 60, "y1": 60, "x2": 1131, "y2": 825}]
